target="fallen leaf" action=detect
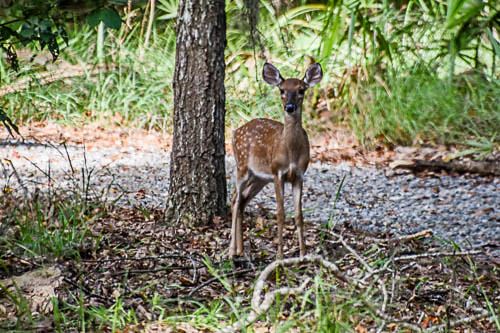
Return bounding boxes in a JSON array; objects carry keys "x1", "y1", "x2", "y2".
[
  {"x1": 0, "y1": 266, "x2": 62, "y2": 314},
  {"x1": 476, "y1": 207, "x2": 494, "y2": 215},
  {"x1": 355, "y1": 323, "x2": 368, "y2": 333},
  {"x1": 421, "y1": 316, "x2": 439, "y2": 328}
]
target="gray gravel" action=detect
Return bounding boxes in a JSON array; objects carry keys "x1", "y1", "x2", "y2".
[{"x1": 2, "y1": 140, "x2": 499, "y2": 257}]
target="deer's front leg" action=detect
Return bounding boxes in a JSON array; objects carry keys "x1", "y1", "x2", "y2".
[
  {"x1": 273, "y1": 174, "x2": 285, "y2": 258},
  {"x1": 292, "y1": 178, "x2": 305, "y2": 257},
  {"x1": 230, "y1": 190, "x2": 240, "y2": 257}
]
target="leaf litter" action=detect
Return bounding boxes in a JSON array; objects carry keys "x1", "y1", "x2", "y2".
[
  {"x1": 1, "y1": 194, "x2": 498, "y2": 331},
  {"x1": 0, "y1": 123, "x2": 498, "y2": 331}
]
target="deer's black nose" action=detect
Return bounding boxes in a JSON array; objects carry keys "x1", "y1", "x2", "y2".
[{"x1": 285, "y1": 104, "x2": 296, "y2": 113}]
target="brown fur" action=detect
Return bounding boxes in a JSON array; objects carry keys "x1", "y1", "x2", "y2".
[{"x1": 230, "y1": 62, "x2": 323, "y2": 258}]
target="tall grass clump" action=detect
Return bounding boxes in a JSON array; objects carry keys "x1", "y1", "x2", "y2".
[
  {"x1": 0, "y1": 21, "x2": 176, "y2": 130},
  {"x1": 0, "y1": 0, "x2": 498, "y2": 147},
  {"x1": 348, "y1": 70, "x2": 500, "y2": 148},
  {"x1": 0, "y1": 192, "x2": 104, "y2": 265}
]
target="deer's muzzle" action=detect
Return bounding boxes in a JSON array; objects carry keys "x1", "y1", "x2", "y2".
[{"x1": 285, "y1": 104, "x2": 296, "y2": 113}]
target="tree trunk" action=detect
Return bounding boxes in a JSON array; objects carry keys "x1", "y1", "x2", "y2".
[{"x1": 166, "y1": 0, "x2": 227, "y2": 226}]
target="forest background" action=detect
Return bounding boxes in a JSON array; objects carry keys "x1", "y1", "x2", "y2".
[{"x1": 1, "y1": 0, "x2": 498, "y2": 153}]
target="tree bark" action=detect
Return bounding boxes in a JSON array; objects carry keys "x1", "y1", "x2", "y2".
[{"x1": 166, "y1": 0, "x2": 227, "y2": 226}]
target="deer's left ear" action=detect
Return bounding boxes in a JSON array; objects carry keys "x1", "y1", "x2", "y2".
[
  {"x1": 263, "y1": 63, "x2": 284, "y2": 86},
  {"x1": 303, "y1": 63, "x2": 323, "y2": 87}
]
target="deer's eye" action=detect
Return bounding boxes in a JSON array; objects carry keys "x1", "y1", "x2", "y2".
[
  {"x1": 279, "y1": 88, "x2": 285, "y2": 94},
  {"x1": 298, "y1": 88, "x2": 306, "y2": 95}
]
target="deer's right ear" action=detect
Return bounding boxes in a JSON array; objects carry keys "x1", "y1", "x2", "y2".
[
  {"x1": 303, "y1": 63, "x2": 323, "y2": 87},
  {"x1": 263, "y1": 63, "x2": 284, "y2": 86}
]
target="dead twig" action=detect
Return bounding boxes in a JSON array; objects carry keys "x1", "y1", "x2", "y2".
[
  {"x1": 394, "y1": 250, "x2": 483, "y2": 262},
  {"x1": 0, "y1": 63, "x2": 117, "y2": 98},
  {"x1": 221, "y1": 278, "x2": 311, "y2": 333},
  {"x1": 187, "y1": 268, "x2": 254, "y2": 298},
  {"x1": 63, "y1": 277, "x2": 111, "y2": 305},
  {"x1": 221, "y1": 255, "x2": 347, "y2": 332},
  {"x1": 373, "y1": 229, "x2": 433, "y2": 243},
  {"x1": 109, "y1": 265, "x2": 205, "y2": 277},
  {"x1": 425, "y1": 310, "x2": 490, "y2": 332},
  {"x1": 82, "y1": 254, "x2": 199, "y2": 263},
  {"x1": 1, "y1": 159, "x2": 28, "y2": 198}
]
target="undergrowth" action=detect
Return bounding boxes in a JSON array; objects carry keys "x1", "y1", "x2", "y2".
[
  {"x1": 1, "y1": 179, "x2": 498, "y2": 331},
  {"x1": 0, "y1": 23, "x2": 176, "y2": 130},
  {"x1": 0, "y1": 1, "x2": 498, "y2": 155},
  {"x1": 348, "y1": 70, "x2": 500, "y2": 149}
]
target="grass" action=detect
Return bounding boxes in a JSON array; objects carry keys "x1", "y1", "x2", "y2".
[
  {"x1": 9, "y1": 199, "x2": 93, "y2": 259},
  {"x1": 0, "y1": 22, "x2": 176, "y2": 130},
  {"x1": 1, "y1": 182, "x2": 104, "y2": 268},
  {"x1": 0, "y1": 2, "x2": 498, "y2": 156},
  {"x1": 1, "y1": 161, "x2": 498, "y2": 332},
  {"x1": 7, "y1": 43, "x2": 499, "y2": 154},
  {"x1": 0, "y1": 195, "x2": 100, "y2": 330},
  {"x1": 347, "y1": 69, "x2": 500, "y2": 149}
]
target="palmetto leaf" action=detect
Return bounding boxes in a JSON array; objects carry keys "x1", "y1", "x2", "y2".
[
  {"x1": 446, "y1": 1, "x2": 485, "y2": 30},
  {"x1": 157, "y1": 0, "x2": 179, "y2": 21},
  {"x1": 446, "y1": 0, "x2": 467, "y2": 25},
  {"x1": 319, "y1": 4, "x2": 343, "y2": 65},
  {"x1": 0, "y1": 108, "x2": 20, "y2": 138},
  {"x1": 487, "y1": 28, "x2": 500, "y2": 56}
]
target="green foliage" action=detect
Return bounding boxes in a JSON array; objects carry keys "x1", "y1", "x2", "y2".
[
  {"x1": 86, "y1": 8, "x2": 122, "y2": 29},
  {"x1": 348, "y1": 70, "x2": 500, "y2": 147},
  {"x1": 84, "y1": 294, "x2": 138, "y2": 331},
  {"x1": 0, "y1": 196, "x2": 101, "y2": 261},
  {"x1": 454, "y1": 134, "x2": 498, "y2": 160},
  {"x1": 157, "y1": 0, "x2": 178, "y2": 21},
  {"x1": 0, "y1": 0, "x2": 498, "y2": 151},
  {"x1": 0, "y1": 279, "x2": 33, "y2": 328},
  {"x1": 0, "y1": 20, "x2": 175, "y2": 129},
  {"x1": 0, "y1": 2, "x2": 122, "y2": 71}
]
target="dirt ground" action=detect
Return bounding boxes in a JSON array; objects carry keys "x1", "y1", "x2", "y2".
[{"x1": 1, "y1": 122, "x2": 498, "y2": 331}]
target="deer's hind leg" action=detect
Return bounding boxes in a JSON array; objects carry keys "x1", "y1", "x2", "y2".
[{"x1": 231, "y1": 174, "x2": 267, "y2": 256}]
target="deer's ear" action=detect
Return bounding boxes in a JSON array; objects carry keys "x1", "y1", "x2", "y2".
[
  {"x1": 263, "y1": 63, "x2": 284, "y2": 86},
  {"x1": 303, "y1": 63, "x2": 323, "y2": 87}
]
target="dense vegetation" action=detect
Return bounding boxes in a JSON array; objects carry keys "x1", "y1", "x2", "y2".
[{"x1": 0, "y1": 0, "x2": 499, "y2": 152}]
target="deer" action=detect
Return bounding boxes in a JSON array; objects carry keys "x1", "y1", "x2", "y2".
[{"x1": 230, "y1": 62, "x2": 323, "y2": 258}]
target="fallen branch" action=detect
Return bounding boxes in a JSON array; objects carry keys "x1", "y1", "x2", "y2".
[
  {"x1": 109, "y1": 264, "x2": 204, "y2": 276},
  {"x1": 251, "y1": 255, "x2": 347, "y2": 311},
  {"x1": 218, "y1": 233, "x2": 492, "y2": 332},
  {"x1": 82, "y1": 253, "x2": 200, "y2": 263},
  {"x1": 0, "y1": 63, "x2": 117, "y2": 97},
  {"x1": 372, "y1": 229, "x2": 433, "y2": 243},
  {"x1": 394, "y1": 250, "x2": 483, "y2": 262},
  {"x1": 220, "y1": 255, "x2": 347, "y2": 332},
  {"x1": 396, "y1": 159, "x2": 500, "y2": 176},
  {"x1": 425, "y1": 310, "x2": 490, "y2": 332},
  {"x1": 63, "y1": 277, "x2": 111, "y2": 305}
]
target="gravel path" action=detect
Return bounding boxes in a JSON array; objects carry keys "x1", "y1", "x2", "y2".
[{"x1": 2, "y1": 139, "x2": 499, "y2": 257}]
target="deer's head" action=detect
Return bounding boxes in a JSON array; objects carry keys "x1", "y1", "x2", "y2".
[{"x1": 263, "y1": 62, "x2": 323, "y2": 114}]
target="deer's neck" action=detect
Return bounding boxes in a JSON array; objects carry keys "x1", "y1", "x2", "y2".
[
  {"x1": 283, "y1": 109, "x2": 303, "y2": 138},
  {"x1": 282, "y1": 109, "x2": 306, "y2": 158}
]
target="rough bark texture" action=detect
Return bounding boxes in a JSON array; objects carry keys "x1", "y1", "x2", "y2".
[{"x1": 166, "y1": 0, "x2": 227, "y2": 225}]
